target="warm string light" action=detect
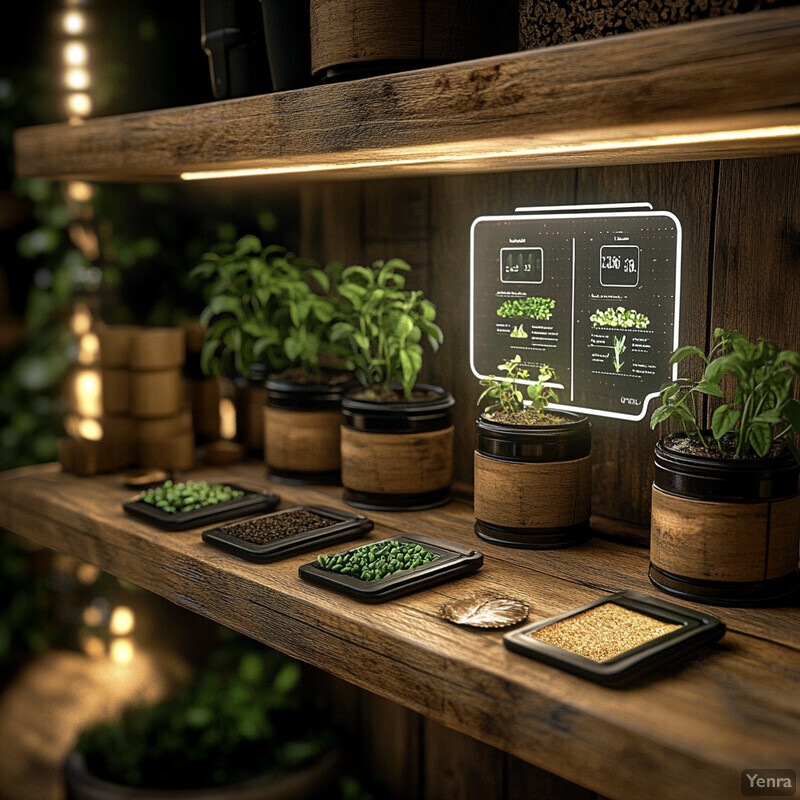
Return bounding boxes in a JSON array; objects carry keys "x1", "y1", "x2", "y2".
[{"x1": 59, "y1": 3, "x2": 93, "y2": 121}]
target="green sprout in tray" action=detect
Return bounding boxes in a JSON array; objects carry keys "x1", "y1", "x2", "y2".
[
  {"x1": 316, "y1": 540, "x2": 439, "y2": 582},
  {"x1": 138, "y1": 480, "x2": 245, "y2": 514}
]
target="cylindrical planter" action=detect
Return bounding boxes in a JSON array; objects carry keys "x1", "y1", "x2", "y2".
[
  {"x1": 263, "y1": 375, "x2": 351, "y2": 485},
  {"x1": 650, "y1": 433, "x2": 800, "y2": 606},
  {"x1": 309, "y1": 0, "x2": 517, "y2": 82},
  {"x1": 473, "y1": 410, "x2": 592, "y2": 548},
  {"x1": 340, "y1": 385, "x2": 454, "y2": 511},
  {"x1": 64, "y1": 746, "x2": 341, "y2": 800}
]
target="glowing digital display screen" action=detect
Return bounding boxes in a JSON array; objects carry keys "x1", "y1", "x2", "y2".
[{"x1": 470, "y1": 204, "x2": 681, "y2": 421}]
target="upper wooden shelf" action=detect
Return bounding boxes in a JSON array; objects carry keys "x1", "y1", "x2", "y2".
[
  {"x1": 1, "y1": 461, "x2": 799, "y2": 800},
  {"x1": 13, "y1": 8, "x2": 800, "y2": 183}
]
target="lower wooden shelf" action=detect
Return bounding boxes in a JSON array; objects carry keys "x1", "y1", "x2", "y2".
[{"x1": 0, "y1": 461, "x2": 798, "y2": 800}]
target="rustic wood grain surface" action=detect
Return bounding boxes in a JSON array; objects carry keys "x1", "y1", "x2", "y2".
[
  {"x1": 13, "y1": 9, "x2": 800, "y2": 182},
  {"x1": 0, "y1": 461, "x2": 798, "y2": 800}
]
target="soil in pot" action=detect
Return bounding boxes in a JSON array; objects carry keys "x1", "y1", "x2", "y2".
[
  {"x1": 474, "y1": 409, "x2": 592, "y2": 549},
  {"x1": 340, "y1": 384, "x2": 455, "y2": 511},
  {"x1": 264, "y1": 371, "x2": 353, "y2": 486},
  {"x1": 650, "y1": 432, "x2": 800, "y2": 606}
]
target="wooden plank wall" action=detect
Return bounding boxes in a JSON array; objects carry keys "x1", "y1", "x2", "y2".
[
  {"x1": 298, "y1": 155, "x2": 800, "y2": 800},
  {"x1": 300, "y1": 155, "x2": 800, "y2": 534}
]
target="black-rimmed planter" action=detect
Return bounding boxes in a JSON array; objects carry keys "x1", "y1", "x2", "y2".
[
  {"x1": 339, "y1": 385, "x2": 455, "y2": 511},
  {"x1": 650, "y1": 433, "x2": 800, "y2": 606},
  {"x1": 473, "y1": 410, "x2": 592, "y2": 548},
  {"x1": 264, "y1": 373, "x2": 352, "y2": 486},
  {"x1": 64, "y1": 746, "x2": 342, "y2": 800}
]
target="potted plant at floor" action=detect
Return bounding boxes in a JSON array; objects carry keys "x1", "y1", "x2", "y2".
[
  {"x1": 64, "y1": 638, "x2": 341, "y2": 799},
  {"x1": 191, "y1": 237, "x2": 353, "y2": 484},
  {"x1": 649, "y1": 327, "x2": 800, "y2": 606},
  {"x1": 473, "y1": 355, "x2": 592, "y2": 548},
  {"x1": 330, "y1": 258, "x2": 453, "y2": 511}
]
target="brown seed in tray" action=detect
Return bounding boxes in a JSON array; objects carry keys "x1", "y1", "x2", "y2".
[
  {"x1": 220, "y1": 510, "x2": 334, "y2": 544},
  {"x1": 528, "y1": 603, "x2": 682, "y2": 662}
]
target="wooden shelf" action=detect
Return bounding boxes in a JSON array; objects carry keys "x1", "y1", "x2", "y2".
[
  {"x1": 1, "y1": 462, "x2": 799, "y2": 800},
  {"x1": 13, "y1": 9, "x2": 800, "y2": 183}
]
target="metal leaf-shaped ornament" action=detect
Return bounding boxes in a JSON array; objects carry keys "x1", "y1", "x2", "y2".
[{"x1": 440, "y1": 592, "x2": 529, "y2": 629}]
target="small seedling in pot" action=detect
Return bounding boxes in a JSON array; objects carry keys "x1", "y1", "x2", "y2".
[{"x1": 477, "y1": 355, "x2": 562, "y2": 425}]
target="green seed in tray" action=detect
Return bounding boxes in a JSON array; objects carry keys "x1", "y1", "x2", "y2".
[
  {"x1": 138, "y1": 480, "x2": 245, "y2": 514},
  {"x1": 316, "y1": 540, "x2": 439, "y2": 581}
]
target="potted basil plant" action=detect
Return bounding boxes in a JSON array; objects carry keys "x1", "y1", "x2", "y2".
[
  {"x1": 330, "y1": 258, "x2": 452, "y2": 511},
  {"x1": 649, "y1": 327, "x2": 800, "y2": 605},
  {"x1": 65, "y1": 642, "x2": 341, "y2": 799},
  {"x1": 473, "y1": 355, "x2": 592, "y2": 548},
  {"x1": 192, "y1": 237, "x2": 353, "y2": 484}
]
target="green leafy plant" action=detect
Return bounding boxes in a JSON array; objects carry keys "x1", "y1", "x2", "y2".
[
  {"x1": 477, "y1": 355, "x2": 559, "y2": 422},
  {"x1": 613, "y1": 335, "x2": 626, "y2": 373},
  {"x1": 496, "y1": 296, "x2": 555, "y2": 320},
  {"x1": 76, "y1": 639, "x2": 336, "y2": 790},
  {"x1": 509, "y1": 323, "x2": 528, "y2": 339},
  {"x1": 590, "y1": 306, "x2": 649, "y2": 329},
  {"x1": 650, "y1": 327, "x2": 800, "y2": 459},
  {"x1": 191, "y1": 236, "x2": 343, "y2": 381},
  {"x1": 330, "y1": 259, "x2": 443, "y2": 399}
]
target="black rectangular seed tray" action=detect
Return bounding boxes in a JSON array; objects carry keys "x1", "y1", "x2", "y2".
[
  {"x1": 503, "y1": 590, "x2": 725, "y2": 687},
  {"x1": 298, "y1": 534, "x2": 483, "y2": 603},
  {"x1": 201, "y1": 505, "x2": 373, "y2": 562},
  {"x1": 123, "y1": 484, "x2": 280, "y2": 531}
]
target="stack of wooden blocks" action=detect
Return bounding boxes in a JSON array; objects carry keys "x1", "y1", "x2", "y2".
[{"x1": 59, "y1": 324, "x2": 196, "y2": 476}]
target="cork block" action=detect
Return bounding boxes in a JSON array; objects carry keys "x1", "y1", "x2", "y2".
[
  {"x1": 130, "y1": 327, "x2": 186, "y2": 371},
  {"x1": 130, "y1": 369, "x2": 184, "y2": 419}
]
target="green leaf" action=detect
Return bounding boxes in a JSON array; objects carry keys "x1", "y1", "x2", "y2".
[
  {"x1": 649, "y1": 404, "x2": 674, "y2": 429},
  {"x1": 784, "y1": 398, "x2": 800, "y2": 433},
  {"x1": 395, "y1": 314, "x2": 414, "y2": 339},
  {"x1": 669, "y1": 345, "x2": 707, "y2": 365},
  {"x1": 752, "y1": 409, "x2": 783, "y2": 425},
  {"x1": 341, "y1": 265, "x2": 375, "y2": 286},
  {"x1": 694, "y1": 380, "x2": 724, "y2": 398},
  {"x1": 704, "y1": 354, "x2": 743, "y2": 383},
  {"x1": 711, "y1": 404, "x2": 740, "y2": 439},
  {"x1": 284, "y1": 337, "x2": 302, "y2": 362},
  {"x1": 747, "y1": 422, "x2": 772, "y2": 457}
]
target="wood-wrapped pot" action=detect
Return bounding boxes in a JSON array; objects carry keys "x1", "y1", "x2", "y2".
[
  {"x1": 650, "y1": 433, "x2": 800, "y2": 606},
  {"x1": 340, "y1": 385, "x2": 454, "y2": 511},
  {"x1": 473, "y1": 410, "x2": 591, "y2": 548},
  {"x1": 263, "y1": 375, "x2": 350, "y2": 485}
]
